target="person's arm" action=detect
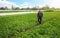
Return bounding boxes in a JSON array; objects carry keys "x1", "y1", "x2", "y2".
[
  {"x1": 37, "y1": 13, "x2": 39, "y2": 17},
  {"x1": 42, "y1": 12, "x2": 43, "y2": 17},
  {"x1": 37, "y1": 14, "x2": 39, "y2": 17},
  {"x1": 40, "y1": 11, "x2": 43, "y2": 17}
]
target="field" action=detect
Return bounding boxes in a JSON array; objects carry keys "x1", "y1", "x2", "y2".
[
  {"x1": 0, "y1": 11, "x2": 60, "y2": 38},
  {"x1": 0, "y1": 10, "x2": 37, "y2": 13}
]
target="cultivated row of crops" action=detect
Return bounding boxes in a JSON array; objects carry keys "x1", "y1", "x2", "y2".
[
  {"x1": 0, "y1": 11, "x2": 60, "y2": 38},
  {"x1": 14, "y1": 14, "x2": 60, "y2": 38}
]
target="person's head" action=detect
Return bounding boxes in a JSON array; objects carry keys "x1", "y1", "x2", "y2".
[
  {"x1": 38, "y1": 9, "x2": 43, "y2": 14},
  {"x1": 39, "y1": 9, "x2": 41, "y2": 10},
  {"x1": 38, "y1": 9, "x2": 41, "y2": 12},
  {"x1": 38, "y1": 9, "x2": 42, "y2": 12}
]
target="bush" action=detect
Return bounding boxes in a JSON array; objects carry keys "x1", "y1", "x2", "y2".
[{"x1": 45, "y1": 9, "x2": 54, "y2": 12}]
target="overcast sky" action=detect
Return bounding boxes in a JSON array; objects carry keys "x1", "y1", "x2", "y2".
[{"x1": 0, "y1": 0, "x2": 60, "y2": 8}]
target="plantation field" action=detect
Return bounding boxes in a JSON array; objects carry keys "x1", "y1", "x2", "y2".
[{"x1": 0, "y1": 11, "x2": 60, "y2": 38}]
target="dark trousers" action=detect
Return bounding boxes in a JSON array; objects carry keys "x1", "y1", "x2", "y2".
[{"x1": 38, "y1": 17, "x2": 42, "y2": 24}]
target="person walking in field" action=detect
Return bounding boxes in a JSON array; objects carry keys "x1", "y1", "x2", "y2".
[{"x1": 37, "y1": 9, "x2": 43, "y2": 24}]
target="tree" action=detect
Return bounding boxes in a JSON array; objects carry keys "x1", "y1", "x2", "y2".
[
  {"x1": 31, "y1": 7, "x2": 38, "y2": 10},
  {"x1": 0, "y1": 7, "x2": 5, "y2": 10},
  {"x1": 4, "y1": 6, "x2": 9, "y2": 10},
  {"x1": 14, "y1": 7, "x2": 20, "y2": 10},
  {"x1": 41, "y1": 5, "x2": 50, "y2": 10}
]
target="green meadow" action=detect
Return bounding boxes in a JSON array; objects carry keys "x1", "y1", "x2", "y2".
[
  {"x1": 0, "y1": 11, "x2": 60, "y2": 38},
  {"x1": 0, "y1": 10, "x2": 35, "y2": 13}
]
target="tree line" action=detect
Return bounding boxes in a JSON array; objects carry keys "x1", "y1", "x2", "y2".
[{"x1": 0, "y1": 5, "x2": 60, "y2": 11}]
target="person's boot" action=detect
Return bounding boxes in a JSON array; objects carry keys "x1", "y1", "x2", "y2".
[{"x1": 39, "y1": 21, "x2": 41, "y2": 24}]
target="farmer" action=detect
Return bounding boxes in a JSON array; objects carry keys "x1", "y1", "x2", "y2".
[{"x1": 37, "y1": 9, "x2": 43, "y2": 24}]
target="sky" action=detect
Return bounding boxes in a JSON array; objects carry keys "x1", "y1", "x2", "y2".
[{"x1": 0, "y1": 0, "x2": 60, "y2": 8}]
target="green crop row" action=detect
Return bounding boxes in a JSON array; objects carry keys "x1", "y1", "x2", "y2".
[
  {"x1": 12, "y1": 12, "x2": 60, "y2": 38},
  {"x1": 0, "y1": 11, "x2": 60, "y2": 38}
]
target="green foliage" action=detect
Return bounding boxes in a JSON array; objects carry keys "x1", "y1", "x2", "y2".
[
  {"x1": 0, "y1": 10, "x2": 33, "y2": 13},
  {"x1": 45, "y1": 9, "x2": 54, "y2": 12},
  {"x1": 0, "y1": 12, "x2": 60, "y2": 38}
]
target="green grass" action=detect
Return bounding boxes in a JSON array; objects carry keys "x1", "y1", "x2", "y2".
[
  {"x1": 0, "y1": 10, "x2": 21, "y2": 13},
  {"x1": 0, "y1": 10, "x2": 36, "y2": 13},
  {"x1": 0, "y1": 11, "x2": 60, "y2": 38}
]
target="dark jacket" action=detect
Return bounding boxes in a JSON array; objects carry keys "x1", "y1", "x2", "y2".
[{"x1": 38, "y1": 10, "x2": 43, "y2": 18}]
